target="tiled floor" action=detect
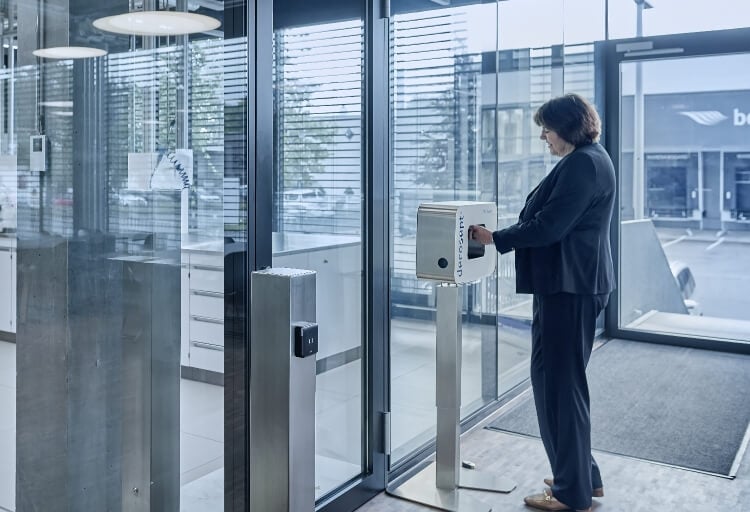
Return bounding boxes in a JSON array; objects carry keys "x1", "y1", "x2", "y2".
[
  {"x1": 179, "y1": 378, "x2": 224, "y2": 487},
  {"x1": 3, "y1": 334, "x2": 749, "y2": 511},
  {"x1": 0, "y1": 341, "x2": 369, "y2": 510},
  {"x1": 0, "y1": 314, "x2": 532, "y2": 511},
  {"x1": 357, "y1": 403, "x2": 750, "y2": 512}
]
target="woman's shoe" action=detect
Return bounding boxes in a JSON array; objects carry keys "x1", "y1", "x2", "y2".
[
  {"x1": 524, "y1": 488, "x2": 592, "y2": 511},
  {"x1": 543, "y1": 478, "x2": 604, "y2": 498}
]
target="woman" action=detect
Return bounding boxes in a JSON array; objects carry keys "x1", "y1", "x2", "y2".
[{"x1": 469, "y1": 93, "x2": 615, "y2": 512}]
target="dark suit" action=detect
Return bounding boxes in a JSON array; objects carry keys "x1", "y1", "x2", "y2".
[{"x1": 492, "y1": 142, "x2": 616, "y2": 510}]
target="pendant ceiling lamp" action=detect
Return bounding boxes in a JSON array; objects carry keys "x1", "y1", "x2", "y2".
[
  {"x1": 93, "y1": 11, "x2": 221, "y2": 37},
  {"x1": 33, "y1": 46, "x2": 107, "y2": 59}
]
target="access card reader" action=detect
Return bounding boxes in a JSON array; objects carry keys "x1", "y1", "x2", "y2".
[{"x1": 294, "y1": 322, "x2": 319, "y2": 358}]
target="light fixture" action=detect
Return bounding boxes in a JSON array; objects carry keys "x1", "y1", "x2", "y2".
[
  {"x1": 33, "y1": 46, "x2": 108, "y2": 59},
  {"x1": 93, "y1": 11, "x2": 221, "y2": 37}
]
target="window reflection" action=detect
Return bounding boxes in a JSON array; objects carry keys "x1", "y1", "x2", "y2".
[
  {"x1": 5, "y1": 2, "x2": 242, "y2": 511},
  {"x1": 390, "y1": 3, "x2": 498, "y2": 462},
  {"x1": 272, "y1": 19, "x2": 365, "y2": 499},
  {"x1": 389, "y1": 0, "x2": 599, "y2": 463}
]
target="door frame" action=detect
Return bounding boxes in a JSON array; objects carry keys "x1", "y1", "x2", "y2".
[
  {"x1": 245, "y1": 0, "x2": 390, "y2": 510},
  {"x1": 315, "y1": 0, "x2": 391, "y2": 509},
  {"x1": 224, "y1": 0, "x2": 271, "y2": 510},
  {"x1": 603, "y1": 27, "x2": 750, "y2": 354}
]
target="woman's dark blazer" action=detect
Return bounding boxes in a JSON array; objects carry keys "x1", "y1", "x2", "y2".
[{"x1": 492, "y1": 142, "x2": 616, "y2": 295}]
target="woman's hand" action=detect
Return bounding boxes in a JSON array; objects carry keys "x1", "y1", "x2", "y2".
[{"x1": 468, "y1": 225, "x2": 494, "y2": 245}]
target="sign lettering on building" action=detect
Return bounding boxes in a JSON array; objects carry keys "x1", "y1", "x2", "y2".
[{"x1": 734, "y1": 108, "x2": 749, "y2": 126}]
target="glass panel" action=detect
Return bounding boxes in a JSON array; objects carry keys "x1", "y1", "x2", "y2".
[
  {"x1": 608, "y1": 0, "x2": 750, "y2": 39},
  {"x1": 494, "y1": 0, "x2": 568, "y2": 396},
  {"x1": 389, "y1": 1, "x2": 500, "y2": 463},
  {"x1": 618, "y1": 54, "x2": 750, "y2": 342},
  {"x1": 388, "y1": 0, "x2": 603, "y2": 465},
  {"x1": 271, "y1": 19, "x2": 365, "y2": 498},
  {"x1": 3, "y1": 2, "x2": 246, "y2": 511}
]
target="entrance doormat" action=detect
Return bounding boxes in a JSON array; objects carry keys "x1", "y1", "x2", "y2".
[{"x1": 486, "y1": 339, "x2": 750, "y2": 477}]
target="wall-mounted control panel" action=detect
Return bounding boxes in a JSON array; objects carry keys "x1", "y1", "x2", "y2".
[{"x1": 30, "y1": 135, "x2": 47, "y2": 173}]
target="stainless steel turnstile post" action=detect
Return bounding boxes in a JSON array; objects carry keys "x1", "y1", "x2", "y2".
[
  {"x1": 250, "y1": 268, "x2": 318, "y2": 512},
  {"x1": 388, "y1": 283, "x2": 515, "y2": 511}
]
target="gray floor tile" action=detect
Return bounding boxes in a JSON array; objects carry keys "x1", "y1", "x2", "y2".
[
  {"x1": 180, "y1": 468, "x2": 223, "y2": 512},
  {"x1": 180, "y1": 380, "x2": 224, "y2": 444},
  {"x1": 180, "y1": 432, "x2": 224, "y2": 484},
  {"x1": 358, "y1": 416, "x2": 750, "y2": 512}
]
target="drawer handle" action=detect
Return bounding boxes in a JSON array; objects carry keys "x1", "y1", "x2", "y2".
[
  {"x1": 191, "y1": 315, "x2": 224, "y2": 324},
  {"x1": 191, "y1": 264, "x2": 222, "y2": 271},
  {"x1": 191, "y1": 341, "x2": 224, "y2": 352},
  {"x1": 192, "y1": 290, "x2": 224, "y2": 298}
]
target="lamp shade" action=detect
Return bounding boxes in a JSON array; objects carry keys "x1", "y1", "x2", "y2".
[
  {"x1": 93, "y1": 11, "x2": 221, "y2": 37},
  {"x1": 33, "y1": 46, "x2": 107, "y2": 59}
]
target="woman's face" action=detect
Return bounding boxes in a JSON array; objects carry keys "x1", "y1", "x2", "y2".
[{"x1": 540, "y1": 127, "x2": 574, "y2": 157}]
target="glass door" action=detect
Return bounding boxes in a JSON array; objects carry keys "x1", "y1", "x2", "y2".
[
  {"x1": 607, "y1": 28, "x2": 750, "y2": 347},
  {"x1": 387, "y1": 0, "x2": 503, "y2": 467},
  {"x1": 270, "y1": 2, "x2": 386, "y2": 509},
  {"x1": 272, "y1": 16, "x2": 365, "y2": 499},
  {"x1": 387, "y1": 0, "x2": 580, "y2": 470}
]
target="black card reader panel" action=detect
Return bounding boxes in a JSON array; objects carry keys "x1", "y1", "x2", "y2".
[{"x1": 293, "y1": 322, "x2": 319, "y2": 358}]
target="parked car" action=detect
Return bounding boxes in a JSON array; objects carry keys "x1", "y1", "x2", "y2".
[
  {"x1": 281, "y1": 188, "x2": 330, "y2": 215},
  {"x1": 116, "y1": 191, "x2": 148, "y2": 207},
  {"x1": 669, "y1": 261, "x2": 702, "y2": 315}
]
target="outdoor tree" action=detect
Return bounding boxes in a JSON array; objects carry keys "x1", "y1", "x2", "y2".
[
  {"x1": 277, "y1": 84, "x2": 334, "y2": 189},
  {"x1": 414, "y1": 88, "x2": 455, "y2": 189}
]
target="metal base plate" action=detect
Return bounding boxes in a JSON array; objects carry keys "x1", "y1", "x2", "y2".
[
  {"x1": 460, "y1": 467, "x2": 516, "y2": 493},
  {"x1": 388, "y1": 462, "x2": 515, "y2": 511}
]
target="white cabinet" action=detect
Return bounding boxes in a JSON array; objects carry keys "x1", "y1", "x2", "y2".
[
  {"x1": 0, "y1": 238, "x2": 15, "y2": 334},
  {"x1": 180, "y1": 237, "x2": 361, "y2": 375},
  {"x1": 274, "y1": 242, "x2": 361, "y2": 361},
  {"x1": 181, "y1": 248, "x2": 224, "y2": 374}
]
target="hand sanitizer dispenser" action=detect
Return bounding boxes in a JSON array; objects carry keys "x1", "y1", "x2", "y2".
[
  {"x1": 392, "y1": 200, "x2": 515, "y2": 510},
  {"x1": 416, "y1": 201, "x2": 497, "y2": 284}
]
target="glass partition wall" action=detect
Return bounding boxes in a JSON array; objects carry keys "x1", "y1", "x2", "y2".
[
  {"x1": 0, "y1": 0, "x2": 380, "y2": 509},
  {"x1": 2, "y1": 1, "x2": 249, "y2": 511},
  {"x1": 267, "y1": 1, "x2": 388, "y2": 508},
  {"x1": 2, "y1": 1, "x2": 750, "y2": 512},
  {"x1": 389, "y1": 1, "x2": 500, "y2": 463},
  {"x1": 386, "y1": 0, "x2": 750, "y2": 470},
  {"x1": 388, "y1": 0, "x2": 581, "y2": 466},
  {"x1": 271, "y1": 16, "x2": 366, "y2": 500}
]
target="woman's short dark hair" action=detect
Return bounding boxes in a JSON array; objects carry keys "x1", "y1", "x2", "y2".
[{"x1": 533, "y1": 93, "x2": 601, "y2": 146}]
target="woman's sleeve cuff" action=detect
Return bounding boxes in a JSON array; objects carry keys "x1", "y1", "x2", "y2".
[{"x1": 492, "y1": 230, "x2": 514, "y2": 254}]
